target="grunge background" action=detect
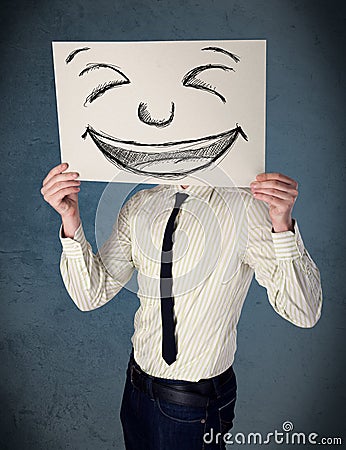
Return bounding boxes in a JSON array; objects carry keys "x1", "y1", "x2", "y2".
[{"x1": 0, "y1": 1, "x2": 345, "y2": 448}]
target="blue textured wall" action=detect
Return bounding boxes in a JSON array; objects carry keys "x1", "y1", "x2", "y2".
[{"x1": 1, "y1": 1, "x2": 345, "y2": 449}]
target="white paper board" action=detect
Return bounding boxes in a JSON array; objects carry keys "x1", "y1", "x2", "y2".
[{"x1": 52, "y1": 40, "x2": 266, "y2": 186}]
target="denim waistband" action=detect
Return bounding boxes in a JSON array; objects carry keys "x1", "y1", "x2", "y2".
[{"x1": 128, "y1": 351, "x2": 237, "y2": 402}]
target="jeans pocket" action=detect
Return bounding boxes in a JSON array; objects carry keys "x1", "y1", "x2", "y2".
[
  {"x1": 218, "y1": 395, "x2": 236, "y2": 435},
  {"x1": 157, "y1": 397, "x2": 207, "y2": 424}
]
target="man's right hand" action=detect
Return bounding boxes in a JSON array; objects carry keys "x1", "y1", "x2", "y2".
[{"x1": 41, "y1": 163, "x2": 81, "y2": 238}]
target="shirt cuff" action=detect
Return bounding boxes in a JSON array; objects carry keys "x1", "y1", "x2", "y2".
[
  {"x1": 59, "y1": 223, "x2": 89, "y2": 257},
  {"x1": 271, "y1": 220, "x2": 305, "y2": 260}
]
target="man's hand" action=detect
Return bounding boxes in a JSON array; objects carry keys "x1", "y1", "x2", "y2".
[
  {"x1": 250, "y1": 173, "x2": 298, "y2": 232},
  {"x1": 41, "y1": 163, "x2": 81, "y2": 238}
]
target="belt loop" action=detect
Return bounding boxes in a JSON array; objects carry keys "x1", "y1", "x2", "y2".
[
  {"x1": 130, "y1": 360, "x2": 134, "y2": 386},
  {"x1": 147, "y1": 376, "x2": 154, "y2": 399},
  {"x1": 212, "y1": 375, "x2": 219, "y2": 399}
]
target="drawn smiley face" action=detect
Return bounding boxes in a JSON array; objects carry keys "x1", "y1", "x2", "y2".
[
  {"x1": 64, "y1": 44, "x2": 247, "y2": 179},
  {"x1": 53, "y1": 41, "x2": 266, "y2": 184}
]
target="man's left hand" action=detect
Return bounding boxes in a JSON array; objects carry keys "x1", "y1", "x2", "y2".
[{"x1": 250, "y1": 173, "x2": 298, "y2": 232}]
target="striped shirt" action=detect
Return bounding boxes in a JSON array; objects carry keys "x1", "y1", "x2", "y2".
[{"x1": 60, "y1": 184, "x2": 322, "y2": 381}]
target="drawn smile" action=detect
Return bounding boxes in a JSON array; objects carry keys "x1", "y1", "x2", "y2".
[{"x1": 82, "y1": 124, "x2": 248, "y2": 179}]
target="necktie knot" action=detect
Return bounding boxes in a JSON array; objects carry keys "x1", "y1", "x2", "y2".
[{"x1": 174, "y1": 192, "x2": 189, "y2": 209}]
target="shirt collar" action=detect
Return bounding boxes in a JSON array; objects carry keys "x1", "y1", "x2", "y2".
[{"x1": 166, "y1": 184, "x2": 215, "y2": 202}]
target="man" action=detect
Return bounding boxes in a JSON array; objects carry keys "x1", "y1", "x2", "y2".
[{"x1": 41, "y1": 163, "x2": 322, "y2": 450}]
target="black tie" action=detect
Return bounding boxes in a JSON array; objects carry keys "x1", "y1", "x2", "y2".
[{"x1": 160, "y1": 192, "x2": 189, "y2": 365}]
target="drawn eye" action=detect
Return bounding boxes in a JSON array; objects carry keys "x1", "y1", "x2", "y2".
[
  {"x1": 84, "y1": 79, "x2": 129, "y2": 106},
  {"x1": 182, "y1": 64, "x2": 234, "y2": 103},
  {"x1": 79, "y1": 63, "x2": 130, "y2": 106}
]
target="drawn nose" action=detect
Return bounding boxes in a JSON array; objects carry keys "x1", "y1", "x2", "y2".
[{"x1": 138, "y1": 101, "x2": 175, "y2": 128}]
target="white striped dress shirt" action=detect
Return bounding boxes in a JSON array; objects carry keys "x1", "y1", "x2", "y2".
[{"x1": 60, "y1": 185, "x2": 322, "y2": 381}]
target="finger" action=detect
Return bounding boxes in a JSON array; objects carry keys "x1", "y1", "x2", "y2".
[
  {"x1": 253, "y1": 192, "x2": 289, "y2": 207},
  {"x1": 251, "y1": 180, "x2": 298, "y2": 195},
  {"x1": 251, "y1": 187, "x2": 297, "y2": 202},
  {"x1": 45, "y1": 186, "x2": 80, "y2": 206},
  {"x1": 42, "y1": 162, "x2": 69, "y2": 187},
  {"x1": 41, "y1": 171, "x2": 79, "y2": 194},
  {"x1": 255, "y1": 173, "x2": 298, "y2": 189},
  {"x1": 43, "y1": 180, "x2": 81, "y2": 198}
]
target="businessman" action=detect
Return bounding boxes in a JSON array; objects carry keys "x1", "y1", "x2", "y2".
[{"x1": 41, "y1": 163, "x2": 322, "y2": 449}]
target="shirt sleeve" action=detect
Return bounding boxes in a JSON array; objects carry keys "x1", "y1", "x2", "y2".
[
  {"x1": 59, "y1": 199, "x2": 135, "y2": 311},
  {"x1": 243, "y1": 199, "x2": 322, "y2": 328}
]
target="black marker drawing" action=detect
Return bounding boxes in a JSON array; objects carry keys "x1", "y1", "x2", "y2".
[
  {"x1": 138, "y1": 102, "x2": 175, "y2": 128},
  {"x1": 79, "y1": 62, "x2": 127, "y2": 77},
  {"x1": 84, "y1": 80, "x2": 129, "y2": 106},
  {"x1": 77, "y1": 47, "x2": 242, "y2": 177},
  {"x1": 65, "y1": 47, "x2": 90, "y2": 64},
  {"x1": 75, "y1": 46, "x2": 244, "y2": 178},
  {"x1": 79, "y1": 63, "x2": 130, "y2": 106},
  {"x1": 201, "y1": 46, "x2": 241, "y2": 64},
  {"x1": 82, "y1": 124, "x2": 248, "y2": 179},
  {"x1": 182, "y1": 64, "x2": 234, "y2": 103}
]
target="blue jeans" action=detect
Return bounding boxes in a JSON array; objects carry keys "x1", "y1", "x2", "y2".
[{"x1": 120, "y1": 357, "x2": 237, "y2": 450}]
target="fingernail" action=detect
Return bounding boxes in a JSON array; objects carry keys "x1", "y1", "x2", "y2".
[{"x1": 251, "y1": 182, "x2": 258, "y2": 187}]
